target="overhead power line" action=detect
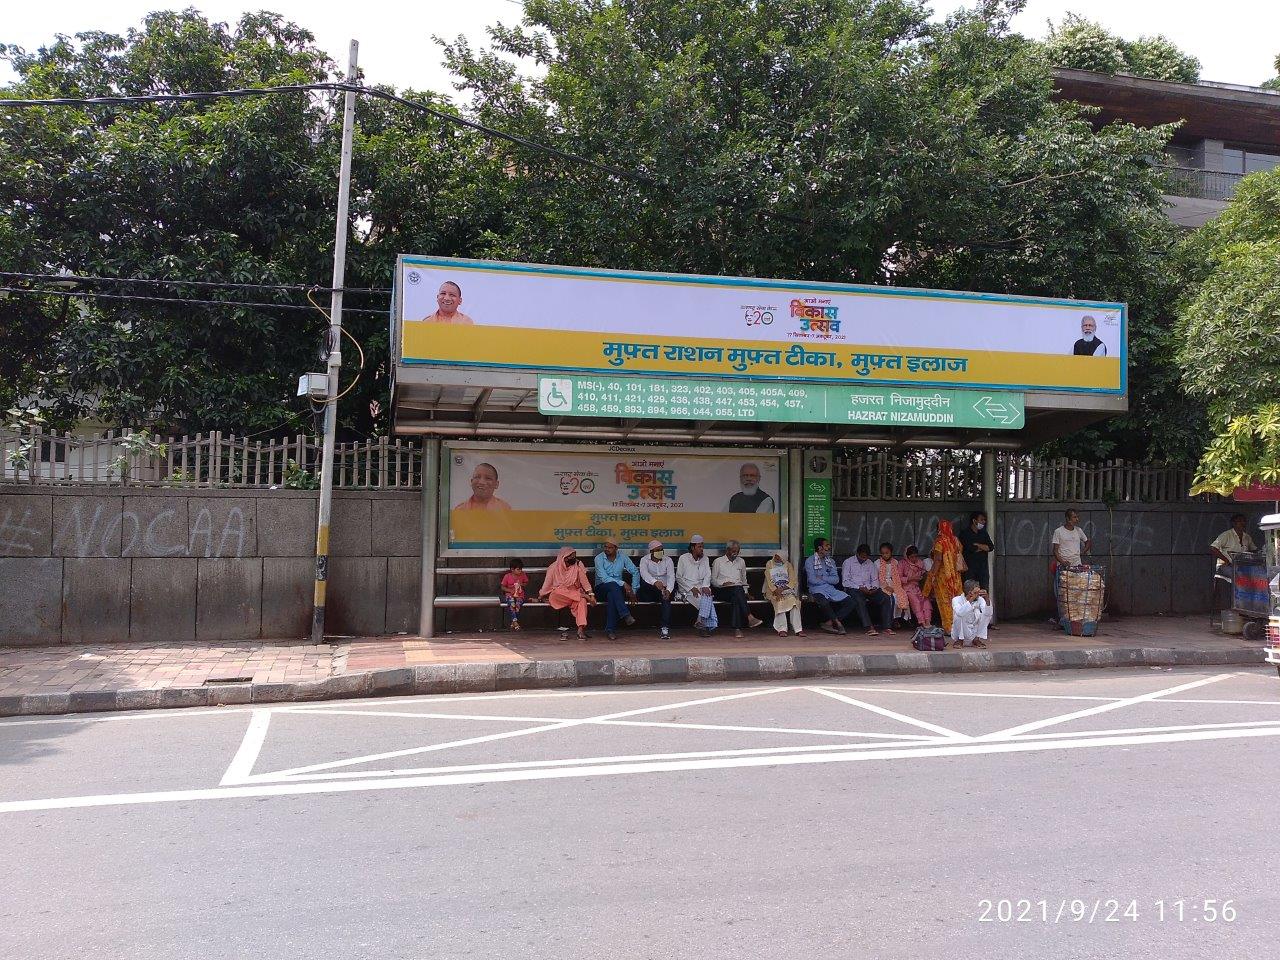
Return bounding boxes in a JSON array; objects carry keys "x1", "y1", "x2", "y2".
[
  {"x1": 0, "y1": 284, "x2": 390, "y2": 315},
  {"x1": 0, "y1": 81, "x2": 814, "y2": 229},
  {"x1": 0, "y1": 271, "x2": 390, "y2": 295}
]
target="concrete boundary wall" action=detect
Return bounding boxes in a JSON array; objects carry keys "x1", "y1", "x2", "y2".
[
  {"x1": 832, "y1": 500, "x2": 1263, "y2": 620},
  {"x1": 0, "y1": 488, "x2": 419, "y2": 645},
  {"x1": 0, "y1": 486, "x2": 1261, "y2": 644}
]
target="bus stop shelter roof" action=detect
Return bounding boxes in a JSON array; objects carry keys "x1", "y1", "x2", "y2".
[{"x1": 391, "y1": 365, "x2": 1126, "y2": 451}]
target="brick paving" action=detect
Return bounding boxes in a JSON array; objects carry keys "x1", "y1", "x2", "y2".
[{"x1": 0, "y1": 615, "x2": 1260, "y2": 699}]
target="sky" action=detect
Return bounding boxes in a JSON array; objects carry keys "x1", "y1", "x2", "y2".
[{"x1": 2, "y1": 1, "x2": 1277, "y2": 92}]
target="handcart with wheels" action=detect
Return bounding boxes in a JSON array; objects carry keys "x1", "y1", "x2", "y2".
[
  {"x1": 1226, "y1": 549, "x2": 1270, "y2": 642},
  {"x1": 1055, "y1": 563, "x2": 1106, "y2": 636}
]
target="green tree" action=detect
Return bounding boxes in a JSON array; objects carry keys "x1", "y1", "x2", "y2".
[
  {"x1": 443, "y1": 0, "x2": 1190, "y2": 458},
  {"x1": 1043, "y1": 14, "x2": 1200, "y2": 83},
  {"x1": 1261, "y1": 52, "x2": 1280, "y2": 90},
  {"x1": 0, "y1": 10, "x2": 497, "y2": 435},
  {"x1": 1043, "y1": 14, "x2": 1126, "y2": 74},
  {"x1": 1177, "y1": 168, "x2": 1280, "y2": 493}
]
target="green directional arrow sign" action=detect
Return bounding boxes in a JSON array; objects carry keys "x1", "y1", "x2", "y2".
[{"x1": 538, "y1": 376, "x2": 1025, "y2": 430}]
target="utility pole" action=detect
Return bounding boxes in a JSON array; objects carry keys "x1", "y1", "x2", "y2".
[{"x1": 311, "y1": 39, "x2": 359, "y2": 645}]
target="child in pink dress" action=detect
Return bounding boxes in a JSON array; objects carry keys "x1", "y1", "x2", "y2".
[
  {"x1": 500, "y1": 558, "x2": 529, "y2": 630},
  {"x1": 898, "y1": 545, "x2": 933, "y2": 626}
]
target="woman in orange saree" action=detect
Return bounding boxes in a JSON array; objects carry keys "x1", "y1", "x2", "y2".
[{"x1": 924, "y1": 520, "x2": 966, "y2": 632}]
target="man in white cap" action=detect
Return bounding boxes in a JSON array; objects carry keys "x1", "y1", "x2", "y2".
[
  {"x1": 677, "y1": 535, "x2": 718, "y2": 636},
  {"x1": 638, "y1": 539, "x2": 676, "y2": 639}
]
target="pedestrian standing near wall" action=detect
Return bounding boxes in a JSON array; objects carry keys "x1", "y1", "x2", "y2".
[
  {"x1": 957, "y1": 511, "x2": 995, "y2": 590},
  {"x1": 925, "y1": 521, "x2": 966, "y2": 633}
]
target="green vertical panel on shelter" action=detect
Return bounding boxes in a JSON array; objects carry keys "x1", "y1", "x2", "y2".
[{"x1": 803, "y1": 451, "x2": 833, "y2": 551}]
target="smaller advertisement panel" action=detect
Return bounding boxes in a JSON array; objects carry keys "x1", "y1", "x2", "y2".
[{"x1": 444, "y1": 444, "x2": 785, "y2": 553}]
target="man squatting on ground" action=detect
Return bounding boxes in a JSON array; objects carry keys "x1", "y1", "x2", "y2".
[{"x1": 951, "y1": 580, "x2": 993, "y2": 647}]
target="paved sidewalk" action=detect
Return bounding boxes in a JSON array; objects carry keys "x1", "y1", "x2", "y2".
[{"x1": 1, "y1": 616, "x2": 1271, "y2": 716}]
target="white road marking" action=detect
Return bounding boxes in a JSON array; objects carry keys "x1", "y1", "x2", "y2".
[
  {"x1": 978, "y1": 674, "x2": 1238, "y2": 740},
  {"x1": 231, "y1": 716, "x2": 1280, "y2": 784},
  {"x1": 279, "y1": 706, "x2": 934, "y2": 743},
  {"x1": 219, "y1": 710, "x2": 273, "y2": 785},
  {"x1": 0, "y1": 685, "x2": 785, "y2": 728},
  {"x1": 0, "y1": 706, "x2": 261, "y2": 727},
  {"x1": 813, "y1": 686, "x2": 1122, "y2": 703},
  {"x1": 1152, "y1": 698, "x2": 1280, "y2": 705},
  {"x1": 281, "y1": 685, "x2": 779, "y2": 711},
  {"x1": 6, "y1": 723, "x2": 1280, "y2": 815},
  {"x1": 1008, "y1": 718, "x2": 1280, "y2": 740},
  {"x1": 249, "y1": 736, "x2": 954, "y2": 784},
  {"x1": 260, "y1": 686, "x2": 793, "y2": 779},
  {"x1": 807, "y1": 686, "x2": 970, "y2": 740},
  {"x1": 276, "y1": 708, "x2": 572, "y2": 724}
]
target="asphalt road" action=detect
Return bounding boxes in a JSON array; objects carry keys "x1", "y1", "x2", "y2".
[{"x1": 3, "y1": 667, "x2": 1278, "y2": 960}]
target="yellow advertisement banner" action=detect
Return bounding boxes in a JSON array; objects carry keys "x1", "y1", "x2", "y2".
[
  {"x1": 405, "y1": 325, "x2": 1121, "y2": 392},
  {"x1": 444, "y1": 446, "x2": 785, "y2": 552}
]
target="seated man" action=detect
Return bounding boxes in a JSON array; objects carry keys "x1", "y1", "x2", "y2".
[
  {"x1": 804, "y1": 537, "x2": 856, "y2": 635},
  {"x1": 676, "y1": 534, "x2": 718, "y2": 637},
  {"x1": 841, "y1": 543, "x2": 894, "y2": 636},
  {"x1": 712, "y1": 539, "x2": 764, "y2": 638},
  {"x1": 638, "y1": 539, "x2": 675, "y2": 640},
  {"x1": 950, "y1": 580, "x2": 992, "y2": 648},
  {"x1": 593, "y1": 538, "x2": 637, "y2": 641}
]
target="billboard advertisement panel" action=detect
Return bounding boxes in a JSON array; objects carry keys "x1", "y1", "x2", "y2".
[
  {"x1": 398, "y1": 256, "x2": 1125, "y2": 395},
  {"x1": 444, "y1": 443, "x2": 785, "y2": 553}
]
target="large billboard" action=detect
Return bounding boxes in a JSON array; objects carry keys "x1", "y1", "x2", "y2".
[
  {"x1": 443, "y1": 443, "x2": 786, "y2": 554},
  {"x1": 397, "y1": 256, "x2": 1125, "y2": 395}
]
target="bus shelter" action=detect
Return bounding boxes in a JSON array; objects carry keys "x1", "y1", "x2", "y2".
[{"x1": 390, "y1": 256, "x2": 1127, "y2": 637}]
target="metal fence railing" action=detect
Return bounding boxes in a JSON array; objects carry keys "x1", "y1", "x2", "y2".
[
  {"x1": 835, "y1": 452, "x2": 1200, "y2": 503},
  {"x1": 1, "y1": 430, "x2": 1200, "y2": 501},
  {"x1": 0, "y1": 429, "x2": 423, "y2": 490},
  {"x1": 1160, "y1": 165, "x2": 1243, "y2": 202}
]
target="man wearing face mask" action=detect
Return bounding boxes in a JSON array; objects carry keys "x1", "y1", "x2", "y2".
[
  {"x1": 638, "y1": 540, "x2": 676, "y2": 639},
  {"x1": 1073, "y1": 315, "x2": 1107, "y2": 356},
  {"x1": 957, "y1": 511, "x2": 995, "y2": 591}
]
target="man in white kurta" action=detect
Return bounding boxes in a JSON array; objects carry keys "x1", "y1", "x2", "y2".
[
  {"x1": 676, "y1": 534, "x2": 718, "y2": 635},
  {"x1": 950, "y1": 580, "x2": 993, "y2": 647}
]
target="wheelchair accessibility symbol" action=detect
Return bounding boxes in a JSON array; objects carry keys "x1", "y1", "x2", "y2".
[{"x1": 540, "y1": 378, "x2": 573, "y2": 412}]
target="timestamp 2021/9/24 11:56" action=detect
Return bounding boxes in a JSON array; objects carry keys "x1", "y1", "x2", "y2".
[{"x1": 977, "y1": 899, "x2": 1238, "y2": 924}]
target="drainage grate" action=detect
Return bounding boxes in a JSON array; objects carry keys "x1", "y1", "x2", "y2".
[{"x1": 203, "y1": 677, "x2": 253, "y2": 685}]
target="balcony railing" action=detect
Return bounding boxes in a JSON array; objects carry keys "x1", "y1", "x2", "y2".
[{"x1": 1160, "y1": 165, "x2": 1243, "y2": 202}]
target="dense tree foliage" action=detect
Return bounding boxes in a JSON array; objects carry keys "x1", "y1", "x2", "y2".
[
  {"x1": 2, "y1": 2, "x2": 1202, "y2": 459},
  {"x1": 1178, "y1": 168, "x2": 1280, "y2": 493},
  {"x1": 1043, "y1": 14, "x2": 1200, "y2": 83},
  {"x1": 0, "y1": 10, "x2": 497, "y2": 435}
]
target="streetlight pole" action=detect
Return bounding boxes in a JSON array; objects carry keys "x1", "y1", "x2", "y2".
[{"x1": 311, "y1": 39, "x2": 359, "y2": 645}]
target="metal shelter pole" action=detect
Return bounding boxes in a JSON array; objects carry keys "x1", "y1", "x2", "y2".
[
  {"x1": 788, "y1": 449, "x2": 803, "y2": 566},
  {"x1": 982, "y1": 450, "x2": 997, "y2": 620},
  {"x1": 419, "y1": 439, "x2": 440, "y2": 638},
  {"x1": 311, "y1": 39, "x2": 359, "y2": 645}
]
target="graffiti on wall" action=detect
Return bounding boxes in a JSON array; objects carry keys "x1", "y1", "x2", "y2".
[{"x1": 0, "y1": 502, "x2": 248, "y2": 559}]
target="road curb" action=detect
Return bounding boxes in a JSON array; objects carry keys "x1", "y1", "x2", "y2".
[{"x1": 1, "y1": 645, "x2": 1267, "y2": 717}]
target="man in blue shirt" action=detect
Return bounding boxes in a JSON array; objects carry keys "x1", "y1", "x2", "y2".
[
  {"x1": 804, "y1": 537, "x2": 856, "y2": 634},
  {"x1": 594, "y1": 538, "x2": 638, "y2": 640},
  {"x1": 841, "y1": 543, "x2": 894, "y2": 636}
]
